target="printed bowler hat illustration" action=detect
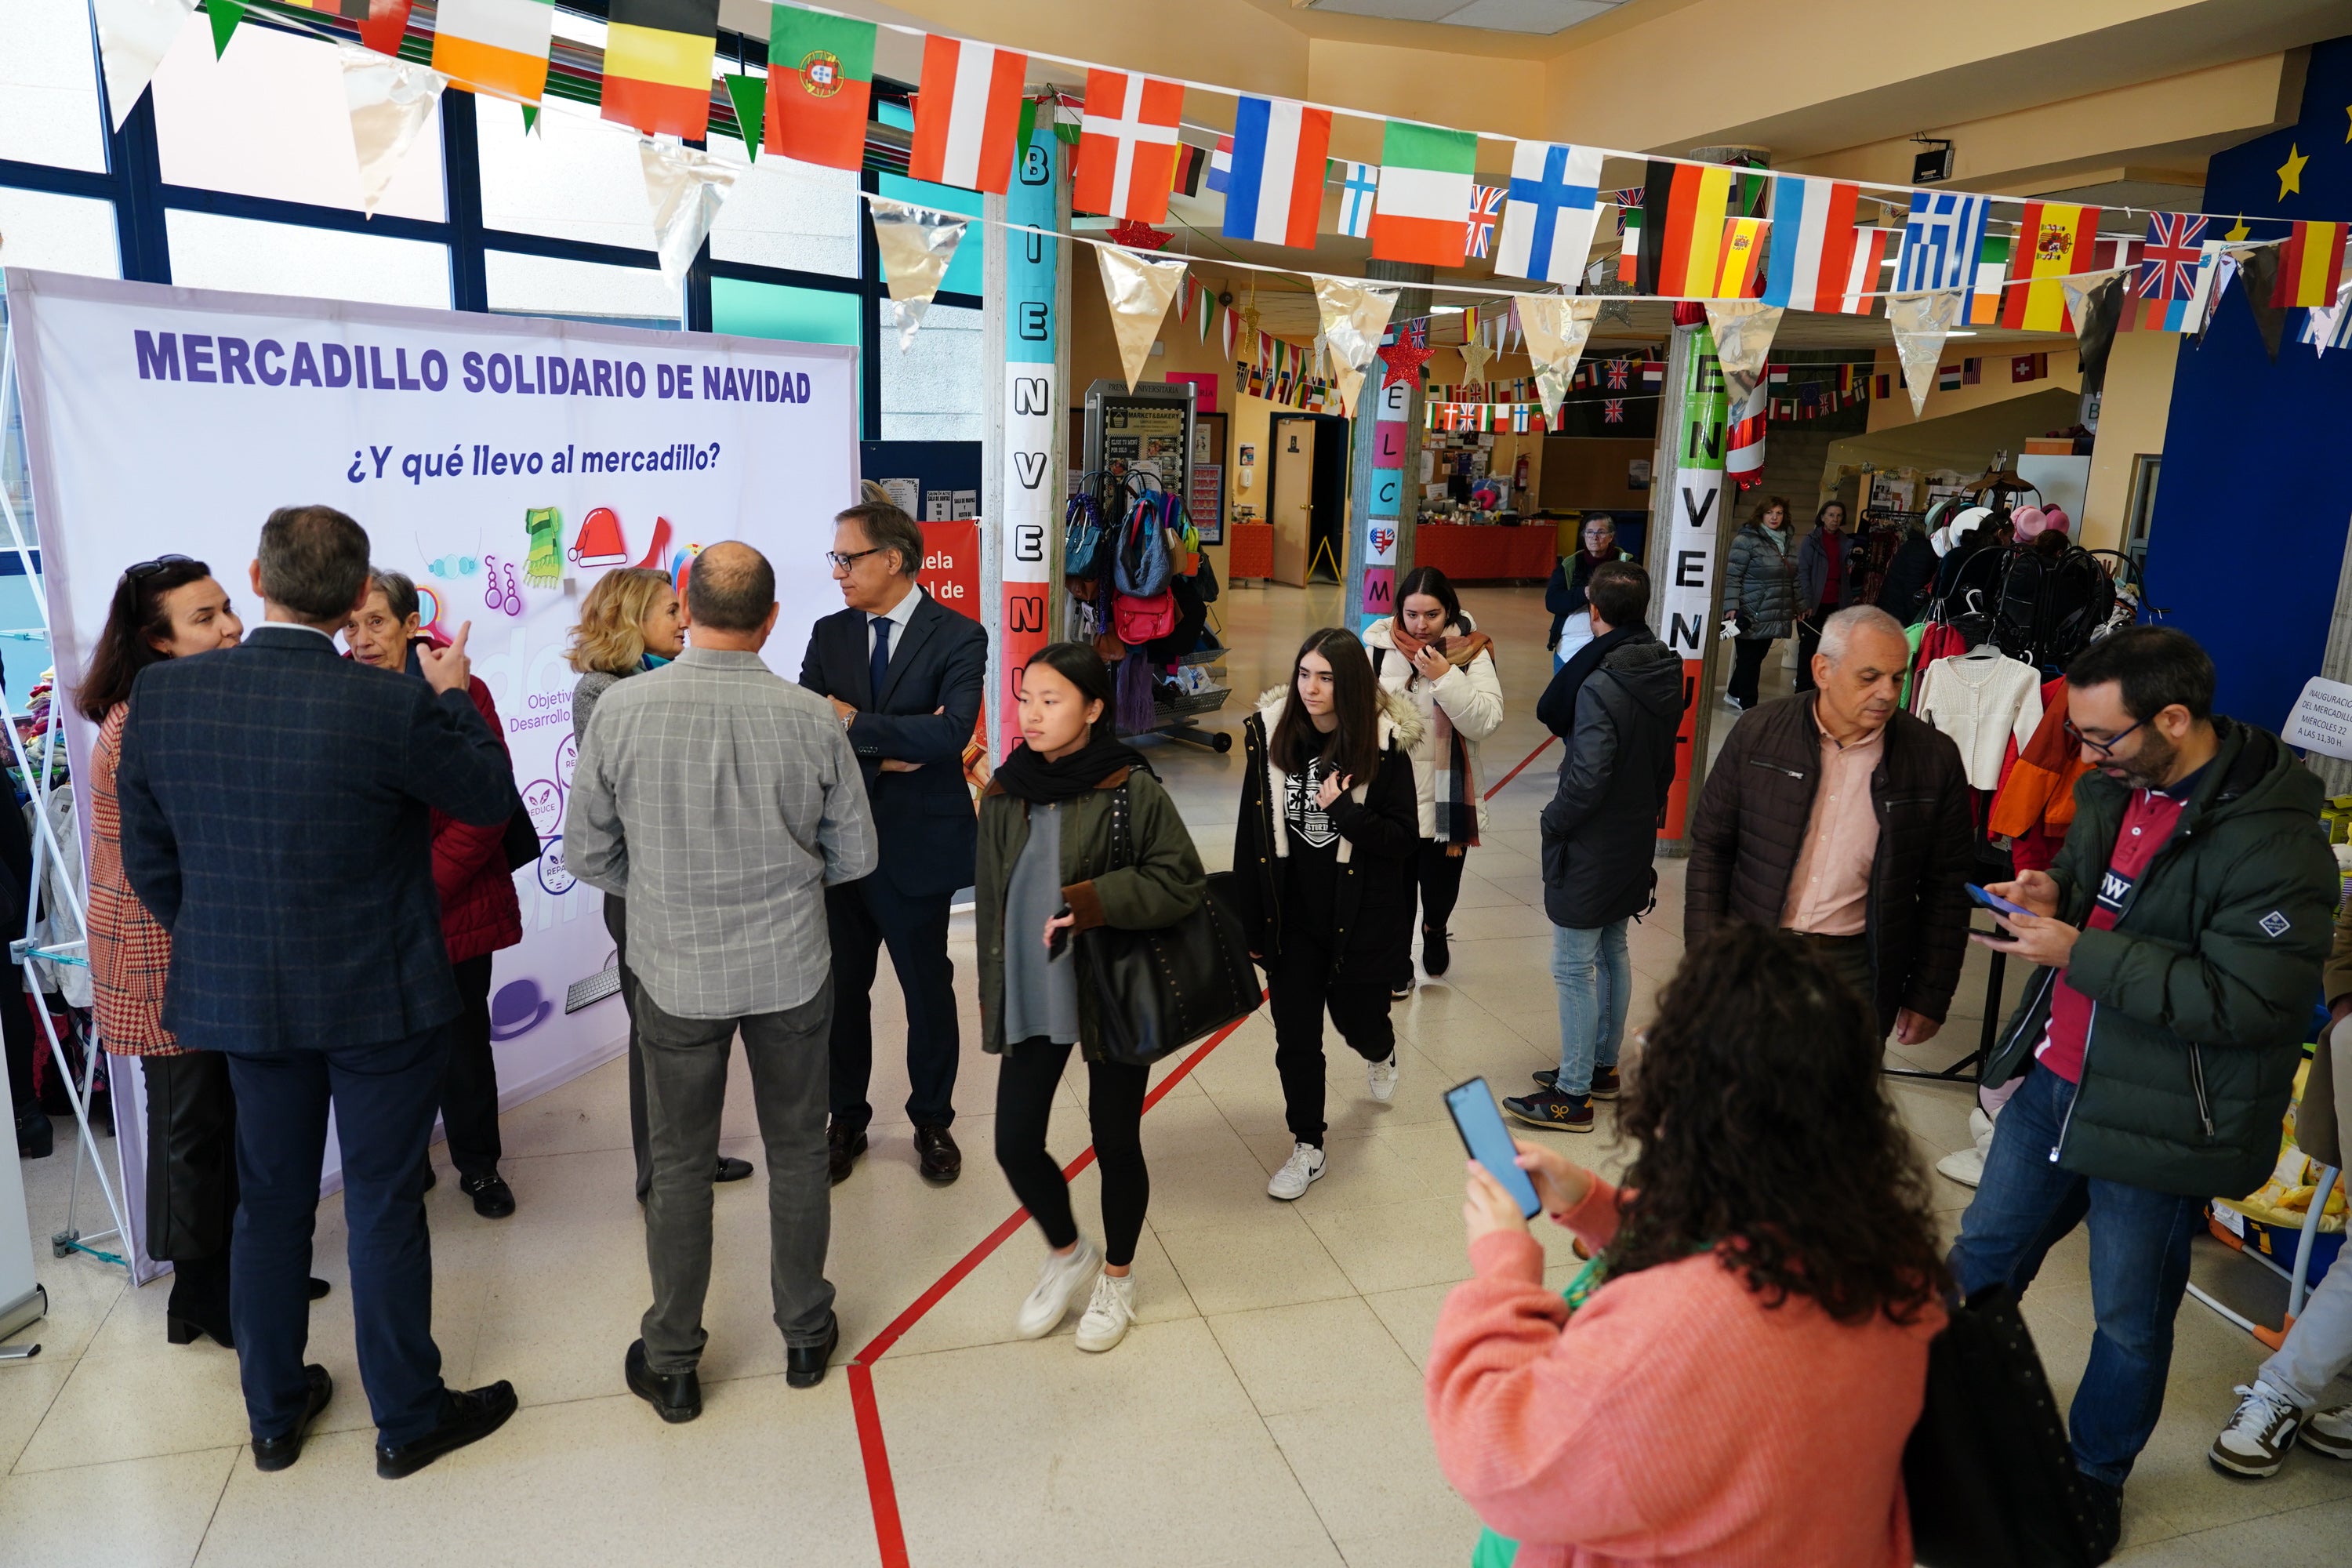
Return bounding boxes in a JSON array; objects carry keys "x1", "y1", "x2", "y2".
[{"x1": 489, "y1": 978, "x2": 554, "y2": 1040}]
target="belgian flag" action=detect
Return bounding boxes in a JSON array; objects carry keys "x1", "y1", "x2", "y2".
[{"x1": 602, "y1": 0, "x2": 720, "y2": 140}]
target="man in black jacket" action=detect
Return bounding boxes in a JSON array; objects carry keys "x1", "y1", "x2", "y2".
[
  {"x1": 1511, "y1": 562, "x2": 1684, "y2": 1132},
  {"x1": 800, "y1": 501, "x2": 987, "y2": 1186},
  {"x1": 118, "y1": 506, "x2": 522, "y2": 1479}
]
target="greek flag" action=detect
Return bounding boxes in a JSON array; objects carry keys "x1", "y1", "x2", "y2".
[{"x1": 1896, "y1": 191, "x2": 1990, "y2": 294}]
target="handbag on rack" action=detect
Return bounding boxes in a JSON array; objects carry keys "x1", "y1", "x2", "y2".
[
  {"x1": 1064, "y1": 489, "x2": 1106, "y2": 577},
  {"x1": 1903, "y1": 1283, "x2": 2103, "y2": 1568},
  {"x1": 1111, "y1": 588, "x2": 1176, "y2": 644},
  {"x1": 1076, "y1": 784, "x2": 1262, "y2": 1066}
]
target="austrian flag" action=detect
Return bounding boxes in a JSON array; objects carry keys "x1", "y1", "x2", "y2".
[
  {"x1": 909, "y1": 35, "x2": 1027, "y2": 194},
  {"x1": 1075, "y1": 70, "x2": 1184, "y2": 224}
]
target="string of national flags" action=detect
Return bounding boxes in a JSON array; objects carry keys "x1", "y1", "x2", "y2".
[{"x1": 203, "y1": 0, "x2": 2350, "y2": 332}]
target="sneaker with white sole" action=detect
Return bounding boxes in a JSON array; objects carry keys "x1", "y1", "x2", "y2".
[
  {"x1": 1935, "y1": 1107, "x2": 1996, "y2": 1189},
  {"x1": 2303, "y1": 1403, "x2": 2352, "y2": 1459},
  {"x1": 1073, "y1": 1272, "x2": 1137, "y2": 1352},
  {"x1": 1367, "y1": 1051, "x2": 1401, "y2": 1104},
  {"x1": 1266, "y1": 1142, "x2": 1327, "y2": 1200},
  {"x1": 1015, "y1": 1238, "x2": 1102, "y2": 1338},
  {"x1": 2209, "y1": 1381, "x2": 2303, "y2": 1477}
]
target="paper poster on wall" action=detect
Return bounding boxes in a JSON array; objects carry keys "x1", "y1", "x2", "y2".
[
  {"x1": 877, "y1": 476, "x2": 920, "y2": 514},
  {"x1": 2286, "y1": 676, "x2": 2352, "y2": 760},
  {"x1": 916, "y1": 517, "x2": 991, "y2": 801},
  {"x1": 5, "y1": 268, "x2": 857, "y2": 1277},
  {"x1": 1362, "y1": 565, "x2": 1394, "y2": 617}
]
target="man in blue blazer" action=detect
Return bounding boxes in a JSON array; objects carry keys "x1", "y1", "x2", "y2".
[
  {"x1": 800, "y1": 500, "x2": 987, "y2": 1185},
  {"x1": 117, "y1": 505, "x2": 524, "y2": 1479}
]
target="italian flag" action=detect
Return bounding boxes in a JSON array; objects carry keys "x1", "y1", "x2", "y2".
[
  {"x1": 1370, "y1": 121, "x2": 1475, "y2": 267},
  {"x1": 431, "y1": 0, "x2": 555, "y2": 104},
  {"x1": 764, "y1": 3, "x2": 873, "y2": 171},
  {"x1": 601, "y1": 0, "x2": 720, "y2": 140}
]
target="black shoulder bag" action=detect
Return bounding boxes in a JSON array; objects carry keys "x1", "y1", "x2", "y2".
[
  {"x1": 500, "y1": 805, "x2": 544, "y2": 873},
  {"x1": 1904, "y1": 1283, "x2": 2103, "y2": 1568},
  {"x1": 1076, "y1": 784, "x2": 1263, "y2": 1066}
]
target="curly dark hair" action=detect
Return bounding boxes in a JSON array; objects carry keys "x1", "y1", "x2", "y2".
[{"x1": 1608, "y1": 923, "x2": 1948, "y2": 1325}]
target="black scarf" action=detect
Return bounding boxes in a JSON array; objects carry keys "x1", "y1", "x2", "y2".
[
  {"x1": 1536, "y1": 622, "x2": 1647, "y2": 738},
  {"x1": 994, "y1": 732, "x2": 1148, "y2": 804}
]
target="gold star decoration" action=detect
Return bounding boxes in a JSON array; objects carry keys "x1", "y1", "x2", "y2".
[
  {"x1": 2344, "y1": 103, "x2": 2352, "y2": 142},
  {"x1": 2226, "y1": 214, "x2": 2252, "y2": 241},
  {"x1": 2278, "y1": 143, "x2": 2308, "y2": 199}
]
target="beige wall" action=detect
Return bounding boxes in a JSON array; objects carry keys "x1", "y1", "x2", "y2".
[
  {"x1": 2081, "y1": 331, "x2": 2179, "y2": 554},
  {"x1": 1866, "y1": 344, "x2": 2082, "y2": 433}
]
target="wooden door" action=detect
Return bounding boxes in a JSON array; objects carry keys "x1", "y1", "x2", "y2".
[{"x1": 1270, "y1": 418, "x2": 1316, "y2": 586}]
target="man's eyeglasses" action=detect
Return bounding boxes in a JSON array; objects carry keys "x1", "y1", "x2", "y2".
[
  {"x1": 125, "y1": 554, "x2": 195, "y2": 581},
  {"x1": 2064, "y1": 716, "x2": 2146, "y2": 757},
  {"x1": 824, "y1": 546, "x2": 884, "y2": 571}
]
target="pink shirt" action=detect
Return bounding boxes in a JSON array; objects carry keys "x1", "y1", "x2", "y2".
[
  {"x1": 1427, "y1": 1181, "x2": 1939, "y2": 1568},
  {"x1": 2034, "y1": 784, "x2": 2189, "y2": 1082},
  {"x1": 1780, "y1": 718, "x2": 1885, "y2": 936}
]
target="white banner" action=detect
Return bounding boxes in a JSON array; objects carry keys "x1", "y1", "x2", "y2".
[
  {"x1": 6, "y1": 270, "x2": 857, "y2": 1272},
  {"x1": 1660, "y1": 467, "x2": 1724, "y2": 660}
]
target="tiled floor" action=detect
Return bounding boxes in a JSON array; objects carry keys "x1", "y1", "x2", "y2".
[{"x1": 5, "y1": 581, "x2": 2348, "y2": 1565}]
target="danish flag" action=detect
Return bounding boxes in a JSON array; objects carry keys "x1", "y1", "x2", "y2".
[{"x1": 1075, "y1": 69, "x2": 1184, "y2": 224}]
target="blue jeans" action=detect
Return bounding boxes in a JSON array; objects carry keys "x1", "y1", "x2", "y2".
[
  {"x1": 1947, "y1": 1063, "x2": 2207, "y2": 1489},
  {"x1": 1550, "y1": 921, "x2": 1628, "y2": 1098}
]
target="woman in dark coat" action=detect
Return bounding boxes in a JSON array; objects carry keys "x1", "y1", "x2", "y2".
[{"x1": 1721, "y1": 495, "x2": 1798, "y2": 711}]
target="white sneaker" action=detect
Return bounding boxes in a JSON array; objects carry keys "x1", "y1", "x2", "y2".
[
  {"x1": 1073, "y1": 1272, "x2": 1138, "y2": 1352},
  {"x1": 1934, "y1": 1107, "x2": 1996, "y2": 1189},
  {"x1": 1367, "y1": 1051, "x2": 1401, "y2": 1104},
  {"x1": 2301, "y1": 1402, "x2": 2352, "y2": 1459},
  {"x1": 2210, "y1": 1381, "x2": 2304, "y2": 1477},
  {"x1": 1015, "y1": 1238, "x2": 1102, "y2": 1338},
  {"x1": 1266, "y1": 1142, "x2": 1327, "y2": 1200}
]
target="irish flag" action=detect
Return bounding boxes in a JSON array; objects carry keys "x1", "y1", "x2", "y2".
[
  {"x1": 1759, "y1": 175, "x2": 1860, "y2": 312},
  {"x1": 601, "y1": 0, "x2": 720, "y2": 140},
  {"x1": 1370, "y1": 122, "x2": 1475, "y2": 267},
  {"x1": 2272, "y1": 220, "x2": 2349, "y2": 308},
  {"x1": 431, "y1": 0, "x2": 554, "y2": 103},
  {"x1": 1999, "y1": 202, "x2": 2099, "y2": 332},
  {"x1": 909, "y1": 36, "x2": 1027, "y2": 194},
  {"x1": 764, "y1": 3, "x2": 873, "y2": 171}
]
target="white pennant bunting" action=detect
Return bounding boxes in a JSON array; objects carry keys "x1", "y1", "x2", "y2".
[
  {"x1": 93, "y1": 0, "x2": 197, "y2": 131},
  {"x1": 343, "y1": 45, "x2": 447, "y2": 216},
  {"x1": 1886, "y1": 289, "x2": 1963, "y2": 418},
  {"x1": 869, "y1": 199, "x2": 970, "y2": 350},
  {"x1": 1096, "y1": 244, "x2": 1188, "y2": 392},
  {"x1": 640, "y1": 139, "x2": 739, "y2": 288},
  {"x1": 1517, "y1": 296, "x2": 1602, "y2": 427},
  {"x1": 1311, "y1": 277, "x2": 1399, "y2": 416},
  {"x1": 1701, "y1": 300, "x2": 1783, "y2": 405}
]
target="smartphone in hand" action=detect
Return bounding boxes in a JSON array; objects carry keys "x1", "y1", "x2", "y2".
[
  {"x1": 1444, "y1": 1077, "x2": 1543, "y2": 1220},
  {"x1": 1047, "y1": 905, "x2": 1073, "y2": 960}
]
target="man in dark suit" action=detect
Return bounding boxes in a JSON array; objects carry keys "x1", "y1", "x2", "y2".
[
  {"x1": 117, "y1": 505, "x2": 524, "y2": 1479},
  {"x1": 800, "y1": 500, "x2": 986, "y2": 1185}
]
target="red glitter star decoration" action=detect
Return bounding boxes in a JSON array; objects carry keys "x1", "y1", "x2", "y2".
[
  {"x1": 1378, "y1": 343, "x2": 1434, "y2": 387},
  {"x1": 1105, "y1": 219, "x2": 1173, "y2": 250}
]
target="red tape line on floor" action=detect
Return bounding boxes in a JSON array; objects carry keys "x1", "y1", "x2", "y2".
[
  {"x1": 848, "y1": 1008, "x2": 1256, "y2": 1567},
  {"x1": 1484, "y1": 734, "x2": 1557, "y2": 800}
]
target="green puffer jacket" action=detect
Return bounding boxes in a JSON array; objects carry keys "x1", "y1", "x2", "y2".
[
  {"x1": 1984, "y1": 719, "x2": 2337, "y2": 1198},
  {"x1": 975, "y1": 764, "x2": 1206, "y2": 1059}
]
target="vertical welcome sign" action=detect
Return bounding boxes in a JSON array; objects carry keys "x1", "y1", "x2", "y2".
[
  {"x1": 1359, "y1": 376, "x2": 1408, "y2": 622},
  {"x1": 999, "y1": 129, "x2": 1059, "y2": 753},
  {"x1": 1658, "y1": 328, "x2": 1727, "y2": 838}
]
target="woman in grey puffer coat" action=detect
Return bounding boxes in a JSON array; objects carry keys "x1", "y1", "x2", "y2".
[{"x1": 1721, "y1": 495, "x2": 1798, "y2": 711}]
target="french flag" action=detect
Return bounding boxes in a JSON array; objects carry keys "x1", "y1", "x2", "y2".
[
  {"x1": 1207, "y1": 135, "x2": 1233, "y2": 194},
  {"x1": 1761, "y1": 175, "x2": 1861, "y2": 313},
  {"x1": 1221, "y1": 96, "x2": 1333, "y2": 249}
]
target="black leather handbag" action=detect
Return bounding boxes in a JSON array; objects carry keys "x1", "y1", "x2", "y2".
[
  {"x1": 1077, "y1": 785, "x2": 1262, "y2": 1066},
  {"x1": 500, "y1": 805, "x2": 543, "y2": 873},
  {"x1": 1904, "y1": 1283, "x2": 2103, "y2": 1568}
]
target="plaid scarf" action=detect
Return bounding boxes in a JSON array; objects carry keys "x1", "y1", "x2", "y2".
[{"x1": 1389, "y1": 627, "x2": 1491, "y2": 849}]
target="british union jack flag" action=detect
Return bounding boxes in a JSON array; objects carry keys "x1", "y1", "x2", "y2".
[
  {"x1": 1604, "y1": 357, "x2": 1631, "y2": 390},
  {"x1": 2137, "y1": 212, "x2": 2209, "y2": 301},
  {"x1": 1465, "y1": 185, "x2": 1507, "y2": 260},
  {"x1": 1603, "y1": 398, "x2": 1625, "y2": 423}
]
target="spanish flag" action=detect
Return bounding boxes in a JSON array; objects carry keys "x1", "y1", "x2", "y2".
[
  {"x1": 1998, "y1": 203, "x2": 2099, "y2": 332},
  {"x1": 602, "y1": 0, "x2": 720, "y2": 140},
  {"x1": 1639, "y1": 160, "x2": 1736, "y2": 299},
  {"x1": 1711, "y1": 215, "x2": 1768, "y2": 298},
  {"x1": 2272, "y1": 221, "x2": 2348, "y2": 309}
]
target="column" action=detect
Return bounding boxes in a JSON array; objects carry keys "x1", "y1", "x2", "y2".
[{"x1": 1345, "y1": 261, "x2": 1430, "y2": 634}]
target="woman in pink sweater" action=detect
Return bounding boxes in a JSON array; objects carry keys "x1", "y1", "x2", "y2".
[{"x1": 1428, "y1": 924, "x2": 1949, "y2": 1567}]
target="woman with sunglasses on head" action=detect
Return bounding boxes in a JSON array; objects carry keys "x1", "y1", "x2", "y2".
[
  {"x1": 1363, "y1": 565, "x2": 1503, "y2": 993},
  {"x1": 79, "y1": 555, "x2": 328, "y2": 1345},
  {"x1": 1234, "y1": 628, "x2": 1421, "y2": 1201},
  {"x1": 347, "y1": 570, "x2": 527, "y2": 1218},
  {"x1": 982, "y1": 642, "x2": 1205, "y2": 1352},
  {"x1": 565, "y1": 568, "x2": 753, "y2": 1201}
]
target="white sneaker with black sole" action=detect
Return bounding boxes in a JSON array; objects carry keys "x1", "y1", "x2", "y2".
[
  {"x1": 1266, "y1": 1142, "x2": 1327, "y2": 1200},
  {"x1": 1367, "y1": 1051, "x2": 1401, "y2": 1104},
  {"x1": 2210, "y1": 1381, "x2": 2303, "y2": 1477},
  {"x1": 1015, "y1": 1238, "x2": 1102, "y2": 1338}
]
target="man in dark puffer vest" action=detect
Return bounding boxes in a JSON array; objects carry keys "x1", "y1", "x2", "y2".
[{"x1": 1951, "y1": 625, "x2": 2337, "y2": 1556}]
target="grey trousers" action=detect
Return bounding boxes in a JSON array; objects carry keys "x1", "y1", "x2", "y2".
[{"x1": 637, "y1": 980, "x2": 837, "y2": 1374}]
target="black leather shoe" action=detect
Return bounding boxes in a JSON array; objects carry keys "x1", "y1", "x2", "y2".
[
  {"x1": 166, "y1": 1309, "x2": 234, "y2": 1348},
  {"x1": 251, "y1": 1364, "x2": 333, "y2": 1472},
  {"x1": 460, "y1": 1172, "x2": 517, "y2": 1218},
  {"x1": 308, "y1": 1277, "x2": 332, "y2": 1301},
  {"x1": 624, "y1": 1338, "x2": 701, "y2": 1424},
  {"x1": 713, "y1": 1156, "x2": 755, "y2": 1183},
  {"x1": 14, "y1": 1107, "x2": 53, "y2": 1159},
  {"x1": 827, "y1": 1123, "x2": 866, "y2": 1186},
  {"x1": 914, "y1": 1124, "x2": 961, "y2": 1185},
  {"x1": 376, "y1": 1381, "x2": 519, "y2": 1479},
  {"x1": 1421, "y1": 924, "x2": 1451, "y2": 978},
  {"x1": 785, "y1": 1312, "x2": 839, "y2": 1389}
]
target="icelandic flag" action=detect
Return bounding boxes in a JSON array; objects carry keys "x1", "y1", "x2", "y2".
[
  {"x1": 1760, "y1": 175, "x2": 1861, "y2": 312},
  {"x1": 1896, "y1": 191, "x2": 1990, "y2": 293},
  {"x1": 1207, "y1": 134, "x2": 1233, "y2": 195},
  {"x1": 1336, "y1": 161, "x2": 1377, "y2": 239},
  {"x1": 1222, "y1": 96, "x2": 1334, "y2": 249},
  {"x1": 1491, "y1": 140, "x2": 1602, "y2": 285}
]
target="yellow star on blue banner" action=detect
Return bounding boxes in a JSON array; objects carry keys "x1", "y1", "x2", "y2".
[{"x1": 2278, "y1": 143, "x2": 2308, "y2": 199}]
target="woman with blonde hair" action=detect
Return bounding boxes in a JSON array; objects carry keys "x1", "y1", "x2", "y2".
[{"x1": 566, "y1": 568, "x2": 752, "y2": 1198}]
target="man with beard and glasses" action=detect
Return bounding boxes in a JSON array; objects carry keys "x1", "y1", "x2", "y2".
[{"x1": 1950, "y1": 626, "x2": 2337, "y2": 1555}]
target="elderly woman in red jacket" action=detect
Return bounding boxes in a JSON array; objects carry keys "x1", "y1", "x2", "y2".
[{"x1": 348, "y1": 570, "x2": 524, "y2": 1218}]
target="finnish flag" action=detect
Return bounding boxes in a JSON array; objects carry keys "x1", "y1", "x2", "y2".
[{"x1": 1492, "y1": 142, "x2": 1602, "y2": 286}]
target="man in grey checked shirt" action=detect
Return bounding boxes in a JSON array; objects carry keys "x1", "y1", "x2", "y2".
[{"x1": 568, "y1": 542, "x2": 877, "y2": 1421}]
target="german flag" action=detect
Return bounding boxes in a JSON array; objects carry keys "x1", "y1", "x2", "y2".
[
  {"x1": 601, "y1": 0, "x2": 720, "y2": 140},
  {"x1": 2272, "y1": 220, "x2": 2348, "y2": 308}
]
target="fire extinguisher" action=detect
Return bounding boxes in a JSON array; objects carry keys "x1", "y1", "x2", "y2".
[{"x1": 1513, "y1": 452, "x2": 1530, "y2": 492}]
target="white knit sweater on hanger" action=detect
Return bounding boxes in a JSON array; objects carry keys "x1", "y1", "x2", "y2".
[{"x1": 1916, "y1": 652, "x2": 2043, "y2": 790}]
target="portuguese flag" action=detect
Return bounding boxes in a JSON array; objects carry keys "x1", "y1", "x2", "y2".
[
  {"x1": 602, "y1": 0, "x2": 720, "y2": 140},
  {"x1": 764, "y1": 3, "x2": 874, "y2": 171}
]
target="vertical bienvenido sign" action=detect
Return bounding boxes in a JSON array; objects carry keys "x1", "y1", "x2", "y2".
[
  {"x1": 1356, "y1": 375, "x2": 1408, "y2": 624},
  {"x1": 1657, "y1": 325, "x2": 1727, "y2": 839},
  {"x1": 999, "y1": 128, "x2": 1058, "y2": 753}
]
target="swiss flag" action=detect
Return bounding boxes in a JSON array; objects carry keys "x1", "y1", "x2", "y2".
[{"x1": 1074, "y1": 69, "x2": 1184, "y2": 224}]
